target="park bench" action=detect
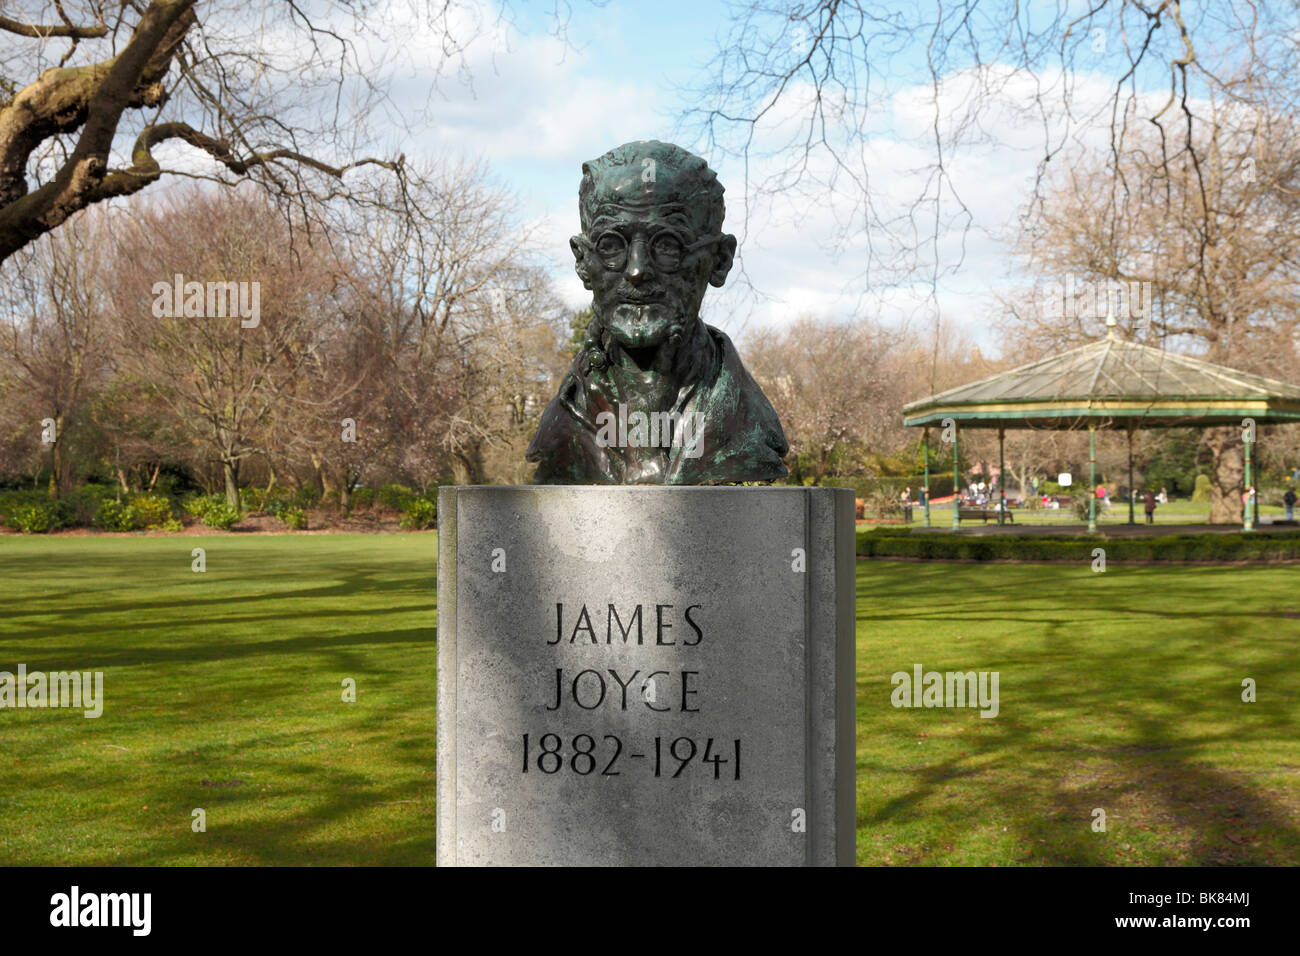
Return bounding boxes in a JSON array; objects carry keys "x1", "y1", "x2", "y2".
[{"x1": 957, "y1": 507, "x2": 1014, "y2": 523}]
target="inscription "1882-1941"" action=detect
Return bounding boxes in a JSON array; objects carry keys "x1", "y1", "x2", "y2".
[{"x1": 527, "y1": 601, "x2": 743, "y2": 780}]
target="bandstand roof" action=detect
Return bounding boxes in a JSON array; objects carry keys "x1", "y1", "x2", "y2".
[{"x1": 903, "y1": 334, "x2": 1300, "y2": 430}]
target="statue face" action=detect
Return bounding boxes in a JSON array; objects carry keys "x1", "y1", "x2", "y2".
[{"x1": 572, "y1": 202, "x2": 736, "y2": 350}]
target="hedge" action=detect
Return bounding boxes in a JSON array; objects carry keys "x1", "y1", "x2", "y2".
[
  {"x1": 399, "y1": 496, "x2": 436, "y2": 530},
  {"x1": 855, "y1": 527, "x2": 1300, "y2": 562}
]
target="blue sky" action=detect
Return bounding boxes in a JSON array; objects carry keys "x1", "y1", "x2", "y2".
[
  {"x1": 460, "y1": 0, "x2": 726, "y2": 215},
  {"x1": 406, "y1": 0, "x2": 1200, "y2": 353},
  {"x1": 392, "y1": 0, "x2": 966, "y2": 342},
  {"x1": 146, "y1": 0, "x2": 1260, "y2": 352}
]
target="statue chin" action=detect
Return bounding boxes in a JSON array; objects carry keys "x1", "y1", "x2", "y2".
[{"x1": 604, "y1": 302, "x2": 679, "y2": 349}]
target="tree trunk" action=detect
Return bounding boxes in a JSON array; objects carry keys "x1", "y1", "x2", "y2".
[
  {"x1": 450, "y1": 445, "x2": 484, "y2": 486},
  {"x1": 222, "y1": 458, "x2": 240, "y2": 510},
  {"x1": 1204, "y1": 426, "x2": 1244, "y2": 524},
  {"x1": 1009, "y1": 462, "x2": 1029, "y2": 499},
  {"x1": 450, "y1": 456, "x2": 472, "y2": 486},
  {"x1": 48, "y1": 412, "x2": 65, "y2": 497}
]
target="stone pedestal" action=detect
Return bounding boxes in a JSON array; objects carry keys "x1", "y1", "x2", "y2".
[{"x1": 436, "y1": 485, "x2": 856, "y2": 866}]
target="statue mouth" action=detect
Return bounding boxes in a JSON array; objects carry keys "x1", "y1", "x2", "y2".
[
  {"x1": 603, "y1": 300, "x2": 678, "y2": 350},
  {"x1": 615, "y1": 290, "x2": 666, "y2": 304}
]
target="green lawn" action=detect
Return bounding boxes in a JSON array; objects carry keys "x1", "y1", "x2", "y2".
[
  {"x1": 0, "y1": 534, "x2": 437, "y2": 865},
  {"x1": 855, "y1": 560, "x2": 1299, "y2": 864},
  {"x1": 0, "y1": 534, "x2": 1295, "y2": 865}
]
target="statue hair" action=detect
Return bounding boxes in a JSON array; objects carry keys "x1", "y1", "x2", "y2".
[{"x1": 578, "y1": 141, "x2": 726, "y2": 236}]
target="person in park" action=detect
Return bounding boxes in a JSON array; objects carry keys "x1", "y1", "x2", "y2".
[
  {"x1": 1285, "y1": 486, "x2": 1297, "y2": 521},
  {"x1": 900, "y1": 487, "x2": 913, "y2": 523},
  {"x1": 1143, "y1": 489, "x2": 1157, "y2": 524}
]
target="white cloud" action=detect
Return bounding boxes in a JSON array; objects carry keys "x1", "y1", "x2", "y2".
[{"x1": 99, "y1": 5, "x2": 1208, "y2": 357}]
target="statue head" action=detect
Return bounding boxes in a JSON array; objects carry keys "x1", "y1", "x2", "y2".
[
  {"x1": 526, "y1": 140, "x2": 789, "y2": 484},
  {"x1": 570, "y1": 141, "x2": 737, "y2": 356}
]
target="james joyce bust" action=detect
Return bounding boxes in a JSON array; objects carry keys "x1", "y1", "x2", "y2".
[{"x1": 526, "y1": 140, "x2": 789, "y2": 485}]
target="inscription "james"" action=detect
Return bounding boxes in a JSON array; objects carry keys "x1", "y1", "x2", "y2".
[{"x1": 549, "y1": 602, "x2": 704, "y2": 646}]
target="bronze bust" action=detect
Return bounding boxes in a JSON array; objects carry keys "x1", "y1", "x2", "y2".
[{"x1": 526, "y1": 140, "x2": 788, "y2": 484}]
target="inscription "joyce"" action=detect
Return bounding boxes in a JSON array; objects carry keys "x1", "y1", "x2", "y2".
[{"x1": 545, "y1": 667, "x2": 699, "y2": 712}]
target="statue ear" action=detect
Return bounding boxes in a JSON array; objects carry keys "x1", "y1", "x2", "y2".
[
  {"x1": 709, "y1": 234, "x2": 737, "y2": 288},
  {"x1": 570, "y1": 235, "x2": 593, "y2": 290}
]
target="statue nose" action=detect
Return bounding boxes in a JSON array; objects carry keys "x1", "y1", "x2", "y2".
[{"x1": 624, "y1": 237, "x2": 651, "y2": 281}]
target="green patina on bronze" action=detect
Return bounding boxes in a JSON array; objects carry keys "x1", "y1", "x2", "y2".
[{"x1": 526, "y1": 140, "x2": 788, "y2": 484}]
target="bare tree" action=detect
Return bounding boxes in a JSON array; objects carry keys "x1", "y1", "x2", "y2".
[
  {"x1": 744, "y1": 315, "x2": 911, "y2": 483},
  {"x1": 458, "y1": 266, "x2": 569, "y2": 485},
  {"x1": 0, "y1": 0, "x2": 586, "y2": 263},
  {"x1": 324, "y1": 159, "x2": 559, "y2": 488},
  {"x1": 0, "y1": 204, "x2": 114, "y2": 493},
  {"x1": 686, "y1": 1, "x2": 1300, "y2": 300},
  {"x1": 109, "y1": 186, "x2": 335, "y2": 507}
]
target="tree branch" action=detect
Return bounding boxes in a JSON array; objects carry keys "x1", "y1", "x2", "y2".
[
  {"x1": 0, "y1": 0, "x2": 196, "y2": 259},
  {"x1": 0, "y1": 14, "x2": 108, "y2": 40}
]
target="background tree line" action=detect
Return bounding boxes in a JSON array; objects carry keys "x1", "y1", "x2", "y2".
[
  {"x1": 3, "y1": 167, "x2": 1298, "y2": 530},
  {"x1": 3, "y1": 177, "x2": 1299, "y2": 528},
  {"x1": 3, "y1": 1, "x2": 1300, "y2": 528},
  {"x1": 0, "y1": 163, "x2": 573, "y2": 521}
]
